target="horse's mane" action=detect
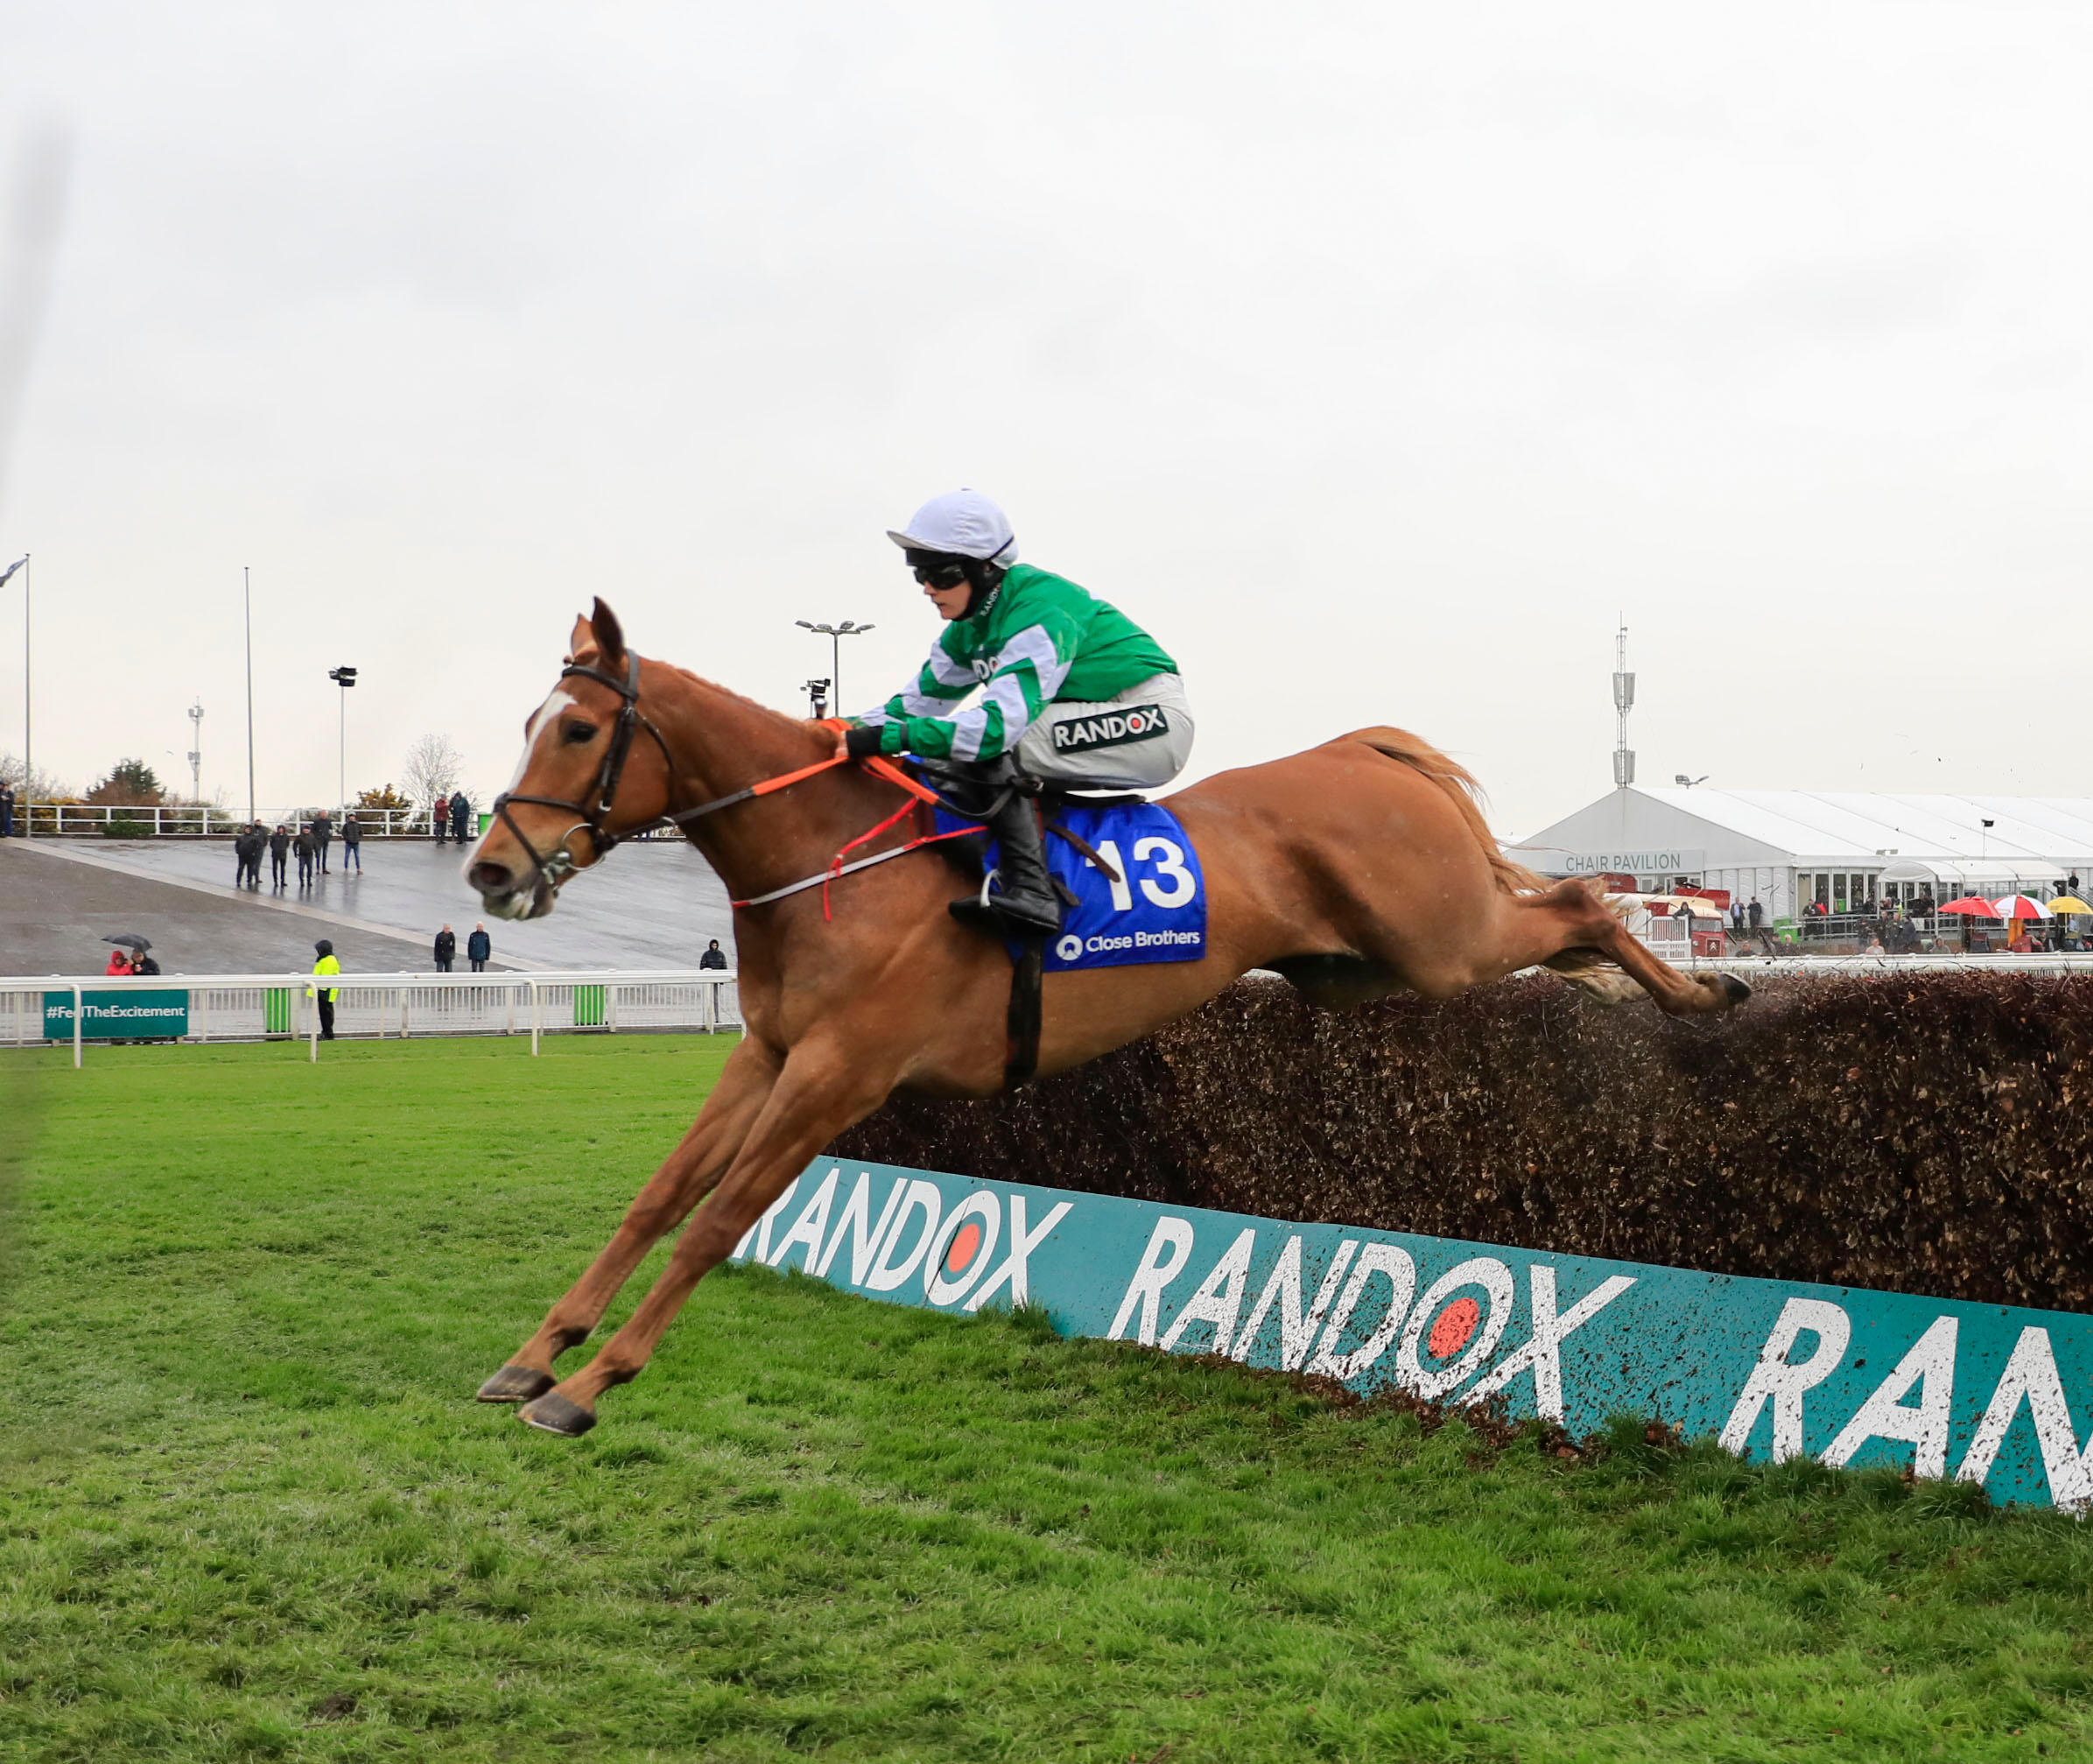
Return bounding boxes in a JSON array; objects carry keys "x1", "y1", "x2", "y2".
[{"x1": 637, "y1": 653, "x2": 831, "y2": 751}]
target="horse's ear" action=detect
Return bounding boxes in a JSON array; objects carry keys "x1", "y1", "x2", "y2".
[
  {"x1": 590, "y1": 597, "x2": 628, "y2": 668},
  {"x1": 566, "y1": 613, "x2": 598, "y2": 665}
]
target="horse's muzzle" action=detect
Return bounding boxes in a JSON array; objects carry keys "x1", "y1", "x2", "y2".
[{"x1": 467, "y1": 857, "x2": 558, "y2": 921}]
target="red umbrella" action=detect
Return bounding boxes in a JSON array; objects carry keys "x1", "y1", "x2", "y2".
[
  {"x1": 1992, "y1": 895, "x2": 2049, "y2": 920},
  {"x1": 1937, "y1": 896, "x2": 2000, "y2": 916}
]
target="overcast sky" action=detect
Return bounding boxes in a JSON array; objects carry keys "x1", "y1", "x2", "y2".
[{"x1": 3, "y1": 1, "x2": 2089, "y2": 835}]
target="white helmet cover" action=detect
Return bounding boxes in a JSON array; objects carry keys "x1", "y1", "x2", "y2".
[{"x1": 886, "y1": 488, "x2": 1018, "y2": 566}]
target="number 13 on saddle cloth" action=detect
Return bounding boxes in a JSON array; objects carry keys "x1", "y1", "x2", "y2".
[{"x1": 931, "y1": 798, "x2": 1208, "y2": 973}]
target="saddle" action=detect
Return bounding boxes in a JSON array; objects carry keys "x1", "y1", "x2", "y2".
[
  {"x1": 912, "y1": 758, "x2": 1144, "y2": 884},
  {"x1": 910, "y1": 759, "x2": 1150, "y2": 1091}
]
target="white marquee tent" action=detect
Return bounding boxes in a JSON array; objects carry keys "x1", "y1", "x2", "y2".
[{"x1": 1508, "y1": 788, "x2": 2093, "y2": 920}]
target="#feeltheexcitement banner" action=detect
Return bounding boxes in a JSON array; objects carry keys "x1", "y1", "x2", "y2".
[{"x1": 731, "y1": 1159, "x2": 2093, "y2": 1513}]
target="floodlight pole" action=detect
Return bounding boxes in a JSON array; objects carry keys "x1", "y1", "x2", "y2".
[
  {"x1": 795, "y1": 619, "x2": 874, "y2": 714},
  {"x1": 327, "y1": 667, "x2": 358, "y2": 818}
]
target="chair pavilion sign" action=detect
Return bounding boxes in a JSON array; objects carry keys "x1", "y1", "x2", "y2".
[{"x1": 1559, "y1": 848, "x2": 1707, "y2": 881}]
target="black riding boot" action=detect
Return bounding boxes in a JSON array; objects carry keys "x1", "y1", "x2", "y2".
[{"x1": 947, "y1": 763, "x2": 1062, "y2": 939}]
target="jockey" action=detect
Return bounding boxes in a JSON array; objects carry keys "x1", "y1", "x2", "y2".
[{"x1": 839, "y1": 488, "x2": 1193, "y2": 938}]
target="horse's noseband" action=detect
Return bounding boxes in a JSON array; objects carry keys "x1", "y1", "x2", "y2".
[{"x1": 490, "y1": 654, "x2": 669, "y2": 902}]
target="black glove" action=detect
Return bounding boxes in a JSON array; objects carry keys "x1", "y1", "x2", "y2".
[{"x1": 844, "y1": 724, "x2": 888, "y2": 761}]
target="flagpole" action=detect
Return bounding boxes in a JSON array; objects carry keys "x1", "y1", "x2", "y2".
[
  {"x1": 21, "y1": 552, "x2": 28, "y2": 840},
  {"x1": 243, "y1": 565, "x2": 255, "y2": 825}
]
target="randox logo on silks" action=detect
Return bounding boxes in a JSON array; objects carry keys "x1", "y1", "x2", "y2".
[
  {"x1": 737, "y1": 1157, "x2": 2093, "y2": 1513},
  {"x1": 1050, "y1": 705, "x2": 1169, "y2": 752}
]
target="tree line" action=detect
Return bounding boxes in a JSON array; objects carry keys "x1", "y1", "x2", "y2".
[{"x1": 0, "y1": 731, "x2": 471, "y2": 815}]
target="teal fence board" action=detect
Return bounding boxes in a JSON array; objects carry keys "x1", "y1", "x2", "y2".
[
  {"x1": 733, "y1": 1158, "x2": 2093, "y2": 1513},
  {"x1": 42, "y1": 988, "x2": 190, "y2": 1040}
]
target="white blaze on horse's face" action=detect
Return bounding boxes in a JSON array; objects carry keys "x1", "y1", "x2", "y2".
[{"x1": 466, "y1": 686, "x2": 579, "y2": 919}]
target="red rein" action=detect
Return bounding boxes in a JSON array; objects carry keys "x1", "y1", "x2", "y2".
[{"x1": 727, "y1": 727, "x2": 973, "y2": 922}]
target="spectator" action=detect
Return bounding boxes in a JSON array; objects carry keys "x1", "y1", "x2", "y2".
[
  {"x1": 467, "y1": 923, "x2": 491, "y2": 972},
  {"x1": 235, "y1": 820, "x2": 266, "y2": 888},
  {"x1": 1747, "y1": 897, "x2": 1763, "y2": 928},
  {"x1": 294, "y1": 824, "x2": 316, "y2": 888},
  {"x1": 434, "y1": 924, "x2": 456, "y2": 973},
  {"x1": 1729, "y1": 900, "x2": 1745, "y2": 934},
  {"x1": 0, "y1": 779, "x2": 13, "y2": 836},
  {"x1": 310, "y1": 938, "x2": 340, "y2": 1040},
  {"x1": 104, "y1": 945, "x2": 132, "y2": 976},
  {"x1": 699, "y1": 938, "x2": 728, "y2": 971},
  {"x1": 134, "y1": 946, "x2": 160, "y2": 975},
  {"x1": 269, "y1": 823, "x2": 291, "y2": 889},
  {"x1": 341, "y1": 812, "x2": 362, "y2": 872},
  {"x1": 448, "y1": 789, "x2": 471, "y2": 847},
  {"x1": 312, "y1": 809, "x2": 333, "y2": 873}
]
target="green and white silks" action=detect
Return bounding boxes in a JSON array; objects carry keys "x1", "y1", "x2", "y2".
[{"x1": 853, "y1": 564, "x2": 1184, "y2": 782}]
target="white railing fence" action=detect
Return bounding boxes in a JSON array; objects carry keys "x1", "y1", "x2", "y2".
[
  {"x1": 1680, "y1": 952, "x2": 2093, "y2": 974},
  {"x1": 3, "y1": 804, "x2": 481, "y2": 838},
  {"x1": 0, "y1": 969, "x2": 741, "y2": 1067}
]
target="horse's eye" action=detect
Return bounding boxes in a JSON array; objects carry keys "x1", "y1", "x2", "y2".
[{"x1": 564, "y1": 722, "x2": 598, "y2": 744}]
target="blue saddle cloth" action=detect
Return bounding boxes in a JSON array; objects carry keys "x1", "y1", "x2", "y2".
[{"x1": 933, "y1": 798, "x2": 1208, "y2": 972}]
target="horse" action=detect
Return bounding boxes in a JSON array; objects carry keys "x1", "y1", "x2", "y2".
[{"x1": 463, "y1": 600, "x2": 1748, "y2": 1435}]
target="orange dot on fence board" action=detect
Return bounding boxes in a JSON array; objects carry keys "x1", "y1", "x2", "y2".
[
  {"x1": 1426, "y1": 1297, "x2": 1480, "y2": 1359},
  {"x1": 944, "y1": 1222, "x2": 982, "y2": 1275}
]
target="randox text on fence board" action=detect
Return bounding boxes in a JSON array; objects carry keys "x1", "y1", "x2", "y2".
[{"x1": 729, "y1": 1158, "x2": 2093, "y2": 1512}]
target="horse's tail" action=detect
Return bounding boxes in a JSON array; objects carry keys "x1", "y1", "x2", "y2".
[{"x1": 1343, "y1": 726, "x2": 1549, "y2": 896}]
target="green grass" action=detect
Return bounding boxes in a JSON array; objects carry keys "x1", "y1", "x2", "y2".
[{"x1": 4, "y1": 1036, "x2": 2093, "y2": 1761}]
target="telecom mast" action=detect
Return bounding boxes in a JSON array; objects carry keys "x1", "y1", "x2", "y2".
[
  {"x1": 186, "y1": 700, "x2": 203, "y2": 802},
  {"x1": 1612, "y1": 622, "x2": 1634, "y2": 789}
]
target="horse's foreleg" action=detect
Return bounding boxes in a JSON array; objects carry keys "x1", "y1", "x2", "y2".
[
  {"x1": 516, "y1": 1037, "x2": 897, "y2": 1437},
  {"x1": 1511, "y1": 881, "x2": 1747, "y2": 1016},
  {"x1": 475, "y1": 1038, "x2": 782, "y2": 1403}
]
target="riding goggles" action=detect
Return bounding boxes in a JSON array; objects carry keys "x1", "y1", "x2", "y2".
[{"x1": 905, "y1": 551, "x2": 970, "y2": 591}]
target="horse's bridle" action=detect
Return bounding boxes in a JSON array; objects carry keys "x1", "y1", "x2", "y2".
[
  {"x1": 487, "y1": 650, "x2": 969, "y2": 913},
  {"x1": 489, "y1": 654, "x2": 677, "y2": 900}
]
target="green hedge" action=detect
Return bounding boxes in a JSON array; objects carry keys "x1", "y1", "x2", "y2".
[{"x1": 832, "y1": 971, "x2": 2093, "y2": 1312}]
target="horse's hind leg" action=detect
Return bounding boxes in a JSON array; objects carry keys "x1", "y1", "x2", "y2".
[
  {"x1": 475, "y1": 1037, "x2": 781, "y2": 1403},
  {"x1": 1511, "y1": 880, "x2": 1748, "y2": 1016}
]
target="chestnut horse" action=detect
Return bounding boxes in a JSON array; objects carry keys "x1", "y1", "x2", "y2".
[{"x1": 465, "y1": 601, "x2": 1746, "y2": 1435}]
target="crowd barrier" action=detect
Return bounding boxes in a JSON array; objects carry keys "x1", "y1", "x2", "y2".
[{"x1": 0, "y1": 968, "x2": 741, "y2": 1066}]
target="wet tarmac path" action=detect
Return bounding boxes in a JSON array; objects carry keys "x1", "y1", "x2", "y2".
[{"x1": 0, "y1": 837, "x2": 734, "y2": 976}]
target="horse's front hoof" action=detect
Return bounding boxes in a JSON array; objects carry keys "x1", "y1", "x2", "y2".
[
  {"x1": 477, "y1": 1364, "x2": 556, "y2": 1404},
  {"x1": 517, "y1": 1391, "x2": 597, "y2": 1437},
  {"x1": 1717, "y1": 973, "x2": 1752, "y2": 1007}
]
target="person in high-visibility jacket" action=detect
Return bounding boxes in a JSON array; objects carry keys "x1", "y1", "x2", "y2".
[{"x1": 309, "y1": 938, "x2": 341, "y2": 1040}]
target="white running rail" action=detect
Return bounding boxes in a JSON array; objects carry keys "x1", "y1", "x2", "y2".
[
  {"x1": 1680, "y1": 953, "x2": 2093, "y2": 974},
  {"x1": 0, "y1": 968, "x2": 741, "y2": 1068}
]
